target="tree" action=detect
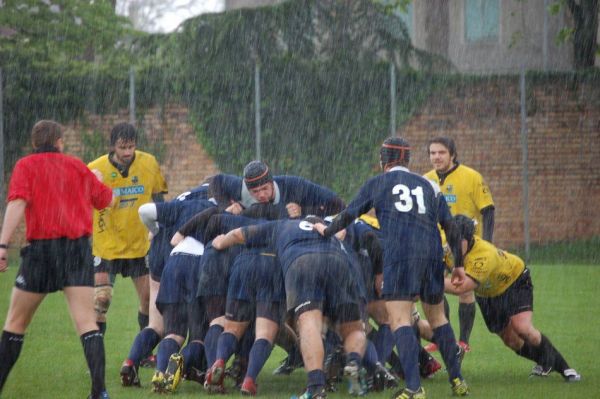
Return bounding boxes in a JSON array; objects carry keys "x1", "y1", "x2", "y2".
[{"x1": 550, "y1": 0, "x2": 599, "y2": 69}]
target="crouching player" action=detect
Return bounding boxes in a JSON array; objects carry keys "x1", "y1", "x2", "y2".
[
  {"x1": 446, "y1": 215, "x2": 581, "y2": 382},
  {"x1": 213, "y1": 217, "x2": 366, "y2": 399}
]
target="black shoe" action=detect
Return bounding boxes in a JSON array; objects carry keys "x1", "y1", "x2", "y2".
[
  {"x1": 119, "y1": 359, "x2": 140, "y2": 387},
  {"x1": 373, "y1": 362, "x2": 398, "y2": 391},
  {"x1": 273, "y1": 355, "x2": 303, "y2": 376}
]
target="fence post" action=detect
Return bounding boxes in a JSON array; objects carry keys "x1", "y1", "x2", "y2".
[
  {"x1": 390, "y1": 62, "x2": 397, "y2": 136},
  {"x1": 520, "y1": 67, "x2": 530, "y2": 262},
  {"x1": 129, "y1": 67, "x2": 136, "y2": 126},
  {"x1": 0, "y1": 67, "x2": 4, "y2": 200},
  {"x1": 254, "y1": 60, "x2": 261, "y2": 161}
]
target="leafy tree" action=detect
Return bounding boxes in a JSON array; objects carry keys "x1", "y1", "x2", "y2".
[{"x1": 550, "y1": 0, "x2": 599, "y2": 69}]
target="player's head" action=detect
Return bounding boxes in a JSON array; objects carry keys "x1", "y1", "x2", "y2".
[
  {"x1": 428, "y1": 136, "x2": 457, "y2": 173},
  {"x1": 244, "y1": 160, "x2": 274, "y2": 203},
  {"x1": 380, "y1": 136, "x2": 411, "y2": 171},
  {"x1": 31, "y1": 120, "x2": 64, "y2": 152},
  {"x1": 454, "y1": 214, "x2": 476, "y2": 250},
  {"x1": 110, "y1": 122, "x2": 137, "y2": 165}
]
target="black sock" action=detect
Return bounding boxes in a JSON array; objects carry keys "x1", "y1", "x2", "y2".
[
  {"x1": 515, "y1": 341, "x2": 542, "y2": 363},
  {"x1": 97, "y1": 321, "x2": 106, "y2": 335},
  {"x1": 458, "y1": 302, "x2": 476, "y2": 343},
  {"x1": 538, "y1": 334, "x2": 570, "y2": 373},
  {"x1": 81, "y1": 330, "x2": 106, "y2": 397},
  {"x1": 138, "y1": 312, "x2": 149, "y2": 331},
  {"x1": 0, "y1": 331, "x2": 25, "y2": 393}
]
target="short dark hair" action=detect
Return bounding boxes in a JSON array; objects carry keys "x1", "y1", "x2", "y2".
[
  {"x1": 428, "y1": 136, "x2": 457, "y2": 162},
  {"x1": 243, "y1": 160, "x2": 273, "y2": 189},
  {"x1": 380, "y1": 136, "x2": 411, "y2": 168},
  {"x1": 31, "y1": 120, "x2": 63, "y2": 149},
  {"x1": 110, "y1": 122, "x2": 137, "y2": 146}
]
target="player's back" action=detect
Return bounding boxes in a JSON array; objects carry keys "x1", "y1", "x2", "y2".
[{"x1": 370, "y1": 168, "x2": 445, "y2": 262}]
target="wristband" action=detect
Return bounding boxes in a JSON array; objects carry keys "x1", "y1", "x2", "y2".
[{"x1": 0, "y1": 244, "x2": 8, "y2": 249}]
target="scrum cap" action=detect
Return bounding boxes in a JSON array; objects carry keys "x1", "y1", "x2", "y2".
[
  {"x1": 243, "y1": 160, "x2": 273, "y2": 189},
  {"x1": 380, "y1": 136, "x2": 411, "y2": 167}
]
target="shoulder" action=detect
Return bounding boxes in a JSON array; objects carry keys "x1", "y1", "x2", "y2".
[
  {"x1": 134, "y1": 150, "x2": 160, "y2": 166},
  {"x1": 456, "y1": 164, "x2": 483, "y2": 180},
  {"x1": 87, "y1": 154, "x2": 110, "y2": 169},
  {"x1": 423, "y1": 169, "x2": 437, "y2": 180}
]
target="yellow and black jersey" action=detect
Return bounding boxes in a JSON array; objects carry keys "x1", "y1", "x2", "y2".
[
  {"x1": 88, "y1": 151, "x2": 168, "y2": 260},
  {"x1": 424, "y1": 164, "x2": 494, "y2": 238},
  {"x1": 464, "y1": 237, "x2": 525, "y2": 298}
]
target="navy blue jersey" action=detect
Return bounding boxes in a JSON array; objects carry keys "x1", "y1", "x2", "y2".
[
  {"x1": 242, "y1": 219, "x2": 343, "y2": 275},
  {"x1": 173, "y1": 183, "x2": 210, "y2": 202},
  {"x1": 331, "y1": 167, "x2": 451, "y2": 266},
  {"x1": 148, "y1": 198, "x2": 216, "y2": 277},
  {"x1": 209, "y1": 174, "x2": 344, "y2": 217}
]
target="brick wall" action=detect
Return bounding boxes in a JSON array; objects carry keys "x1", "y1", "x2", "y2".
[
  {"x1": 399, "y1": 78, "x2": 600, "y2": 248},
  {"x1": 3, "y1": 80, "x2": 599, "y2": 249},
  {"x1": 64, "y1": 104, "x2": 220, "y2": 199}
]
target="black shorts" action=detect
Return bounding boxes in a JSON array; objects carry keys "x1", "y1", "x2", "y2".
[
  {"x1": 476, "y1": 269, "x2": 533, "y2": 334},
  {"x1": 93, "y1": 257, "x2": 148, "y2": 279},
  {"x1": 16, "y1": 237, "x2": 94, "y2": 293},
  {"x1": 226, "y1": 299, "x2": 285, "y2": 323}
]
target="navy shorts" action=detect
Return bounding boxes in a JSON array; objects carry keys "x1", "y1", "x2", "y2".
[
  {"x1": 196, "y1": 244, "x2": 242, "y2": 298},
  {"x1": 16, "y1": 237, "x2": 94, "y2": 293},
  {"x1": 157, "y1": 253, "x2": 203, "y2": 308},
  {"x1": 476, "y1": 269, "x2": 533, "y2": 334},
  {"x1": 285, "y1": 252, "x2": 361, "y2": 323},
  {"x1": 382, "y1": 258, "x2": 445, "y2": 304},
  {"x1": 161, "y1": 300, "x2": 208, "y2": 340},
  {"x1": 93, "y1": 256, "x2": 148, "y2": 279}
]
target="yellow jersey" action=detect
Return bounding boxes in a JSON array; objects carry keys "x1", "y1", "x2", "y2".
[
  {"x1": 88, "y1": 151, "x2": 168, "y2": 260},
  {"x1": 464, "y1": 237, "x2": 525, "y2": 297},
  {"x1": 424, "y1": 164, "x2": 494, "y2": 238}
]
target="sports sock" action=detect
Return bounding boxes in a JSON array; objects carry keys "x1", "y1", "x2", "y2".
[
  {"x1": 246, "y1": 339, "x2": 273, "y2": 380},
  {"x1": 432, "y1": 323, "x2": 462, "y2": 381},
  {"x1": 127, "y1": 327, "x2": 160, "y2": 365},
  {"x1": 418, "y1": 345, "x2": 433, "y2": 367},
  {"x1": 204, "y1": 324, "x2": 224, "y2": 367},
  {"x1": 307, "y1": 369, "x2": 326, "y2": 392},
  {"x1": 215, "y1": 332, "x2": 238, "y2": 365},
  {"x1": 0, "y1": 331, "x2": 24, "y2": 392},
  {"x1": 181, "y1": 341, "x2": 205, "y2": 374},
  {"x1": 97, "y1": 321, "x2": 106, "y2": 335},
  {"x1": 372, "y1": 324, "x2": 395, "y2": 365},
  {"x1": 156, "y1": 338, "x2": 180, "y2": 373},
  {"x1": 538, "y1": 334, "x2": 570, "y2": 373},
  {"x1": 138, "y1": 311, "x2": 149, "y2": 331},
  {"x1": 394, "y1": 326, "x2": 420, "y2": 391},
  {"x1": 458, "y1": 302, "x2": 476, "y2": 343},
  {"x1": 362, "y1": 341, "x2": 379, "y2": 372},
  {"x1": 80, "y1": 330, "x2": 106, "y2": 398}
]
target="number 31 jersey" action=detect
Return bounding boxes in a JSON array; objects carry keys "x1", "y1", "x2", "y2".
[{"x1": 344, "y1": 166, "x2": 451, "y2": 267}]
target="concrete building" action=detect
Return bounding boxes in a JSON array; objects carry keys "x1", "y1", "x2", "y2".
[{"x1": 407, "y1": 0, "x2": 575, "y2": 73}]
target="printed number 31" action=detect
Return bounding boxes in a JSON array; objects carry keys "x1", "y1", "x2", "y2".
[{"x1": 393, "y1": 184, "x2": 426, "y2": 214}]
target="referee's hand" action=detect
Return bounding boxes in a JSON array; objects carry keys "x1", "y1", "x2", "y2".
[{"x1": 0, "y1": 248, "x2": 8, "y2": 272}]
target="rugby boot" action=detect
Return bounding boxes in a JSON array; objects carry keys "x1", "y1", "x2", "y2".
[
  {"x1": 119, "y1": 359, "x2": 140, "y2": 387},
  {"x1": 163, "y1": 353, "x2": 184, "y2": 392},
  {"x1": 240, "y1": 376, "x2": 258, "y2": 396}
]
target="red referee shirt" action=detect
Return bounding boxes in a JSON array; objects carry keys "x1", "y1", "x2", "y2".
[{"x1": 7, "y1": 151, "x2": 113, "y2": 241}]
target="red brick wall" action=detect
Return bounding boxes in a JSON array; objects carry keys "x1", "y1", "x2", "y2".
[
  {"x1": 399, "y1": 78, "x2": 600, "y2": 248},
  {"x1": 3, "y1": 80, "x2": 599, "y2": 249},
  {"x1": 64, "y1": 104, "x2": 220, "y2": 199}
]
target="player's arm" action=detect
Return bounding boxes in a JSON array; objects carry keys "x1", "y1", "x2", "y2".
[
  {"x1": 0, "y1": 199, "x2": 26, "y2": 272},
  {"x1": 152, "y1": 192, "x2": 165, "y2": 203},
  {"x1": 481, "y1": 205, "x2": 495, "y2": 242},
  {"x1": 175, "y1": 207, "x2": 220, "y2": 239},
  {"x1": 319, "y1": 181, "x2": 374, "y2": 238},
  {"x1": 444, "y1": 274, "x2": 478, "y2": 295},
  {"x1": 212, "y1": 228, "x2": 245, "y2": 250},
  {"x1": 285, "y1": 176, "x2": 345, "y2": 217}
]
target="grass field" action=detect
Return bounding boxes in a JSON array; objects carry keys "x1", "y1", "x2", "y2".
[{"x1": 0, "y1": 250, "x2": 599, "y2": 398}]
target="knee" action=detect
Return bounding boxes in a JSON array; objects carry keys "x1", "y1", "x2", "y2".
[{"x1": 94, "y1": 285, "x2": 113, "y2": 317}]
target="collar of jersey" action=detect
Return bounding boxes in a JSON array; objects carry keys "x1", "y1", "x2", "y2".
[{"x1": 388, "y1": 166, "x2": 409, "y2": 173}]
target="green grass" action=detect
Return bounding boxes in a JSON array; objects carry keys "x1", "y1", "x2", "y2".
[{"x1": 0, "y1": 255, "x2": 599, "y2": 398}]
